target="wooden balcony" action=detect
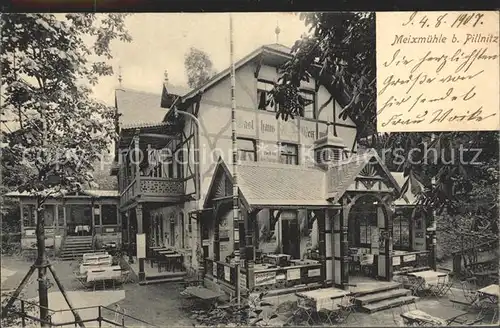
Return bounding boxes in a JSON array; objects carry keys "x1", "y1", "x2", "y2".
[{"x1": 120, "y1": 176, "x2": 184, "y2": 207}]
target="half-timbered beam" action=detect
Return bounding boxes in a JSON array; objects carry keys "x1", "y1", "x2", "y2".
[{"x1": 254, "y1": 54, "x2": 263, "y2": 78}]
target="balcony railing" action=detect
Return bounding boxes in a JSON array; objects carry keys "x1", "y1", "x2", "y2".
[{"x1": 120, "y1": 176, "x2": 184, "y2": 206}]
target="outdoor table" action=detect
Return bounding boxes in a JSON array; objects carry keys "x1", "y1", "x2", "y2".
[
  {"x1": 182, "y1": 286, "x2": 224, "y2": 310},
  {"x1": 80, "y1": 254, "x2": 113, "y2": 274},
  {"x1": 157, "y1": 253, "x2": 183, "y2": 272},
  {"x1": 86, "y1": 265, "x2": 122, "y2": 282},
  {"x1": 74, "y1": 225, "x2": 91, "y2": 235},
  {"x1": 478, "y1": 284, "x2": 500, "y2": 299},
  {"x1": 83, "y1": 252, "x2": 108, "y2": 260},
  {"x1": 297, "y1": 287, "x2": 349, "y2": 311},
  {"x1": 401, "y1": 308, "x2": 468, "y2": 326},
  {"x1": 407, "y1": 270, "x2": 448, "y2": 291}
]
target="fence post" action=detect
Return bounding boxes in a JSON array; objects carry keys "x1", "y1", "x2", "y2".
[
  {"x1": 235, "y1": 263, "x2": 240, "y2": 306},
  {"x1": 21, "y1": 300, "x2": 26, "y2": 328},
  {"x1": 98, "y1": 306, "x2": 102, "y2": 328}
]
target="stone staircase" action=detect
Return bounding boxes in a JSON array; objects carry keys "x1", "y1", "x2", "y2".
[
  {"x1": 352, "y1": 281, "x2": 419, "y2": 313},
  {"x1": 60, "y1": 235, "x2": 94, "y2": 260}
]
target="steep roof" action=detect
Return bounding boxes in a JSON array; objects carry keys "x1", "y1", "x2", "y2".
[
  {"x1": 204, "y1": 149, "x2": 405, "y2": 210},
  {"x1": 167, "y1": 43, "x2": 297, "y2": 105},
  {"x1": 5, "y1": 190, "x2": 119, "y2": 198},
  {"x1": 115, "y1": 88, "x2": 167, "y2": 129},
  {"x1": 327, "y1": 149, "x2": 402, "y2": 203},
  {"x1": 237, "y1": 161, "x2": 329, "y2": 207}
]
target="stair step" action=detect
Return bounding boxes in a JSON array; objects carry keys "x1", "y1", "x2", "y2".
[
  {"x1": 145, "y1": 272, "x2": 187, "y2": 281},
  {"x1": 355, "y1": 289, "x2": 411, "y2": 305},
  {"x1": 61, "y1": 248, "x2": 92, "y2": 251},
  {"x1": 351, "y1": 281, "x2": 402, "y2": 296},
  {"x1": 361, "y1": 296, "x2": 419, "y2": 313},
  {"x1": 139, "y1": 277, "x2": 184, "y2": 285}
]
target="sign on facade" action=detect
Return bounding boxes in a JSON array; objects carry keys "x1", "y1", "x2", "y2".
[
  {"x1": 224, "y1": 266, "x2": 230, "y2": 282},
  {"x1": 308, "y1": 269, "x2": 321, "y2": 277},
  {"x1": 136, "y1": 233, "x2": 146, "y2": 259},
  {"x1": 393, "y1": 256, "x2": 401, "y2": 266},
  {"x1": 255, "y1": 272, "x2": 276, "y2": 286},
  {"x1": 403, "y1": 254, "x2": 416, "y2": 262},
  {"x1": 286, "y1": 268, "x2": 300, "y2": 281}
]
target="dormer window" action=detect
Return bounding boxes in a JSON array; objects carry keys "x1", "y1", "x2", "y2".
[{"x1": 257, "y1": 79, "x2": 275, "y2": 112}]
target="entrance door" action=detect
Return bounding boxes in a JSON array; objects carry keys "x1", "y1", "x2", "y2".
[
  {"x1": 154, "y1": 215, "x2": 160, "y2": 246},
  {"x1": 66, "y1": 205, "x2": 92, "y2": 236},
  {"x1": 282, "y1": 219, "x2": 300, "y2": 259}
]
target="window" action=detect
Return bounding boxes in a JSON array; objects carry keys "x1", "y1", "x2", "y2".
[
  {"x1": 179, "y1": 213, "x2": 185, "y2": 248},
  {"x1": 167, "y1": 161, "x2": 174, "y2": 178},
  {"x1": 101, "y1": 205, "x2": 117, "y2": 225},
  {"x1": 257, "y1": 80, "x2": 275, "y2": 111},
  {"x1": 176, "y1": 150, "x2": 184, "y2": 178},
  {"x1": 359, "y1": 218, "x2": 372, "y2": 245},
  {"x1": 43, "y1": 205, "x2": 55, "y2": 227},
  {"x1": 299, "y1": 89, "x2": 316, "y2": 118},
  {"x1": 237, "y1": 138, "x2": 257, "y2": 161},
  {"x1": 279, "y1": 143, "x2": 298, "y2": 165},
  {"x1": 393, "y1": 214, "x2": 410, "y2": 250},
  {"x1": 170, "y1": 220, "x2": 175, "y2": 246},
  {"x1": 93, "y1": 205, "x2": 101, "y2": 226},
  {"x1": 348, "y1": 210, "x2": 376, "y2": 247}
]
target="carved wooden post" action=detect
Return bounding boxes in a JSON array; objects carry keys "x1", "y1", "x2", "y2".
[
  {"x1": 213, "y1": 204, "x2": 220, "y2": 262},
  {"x1": 245, "y1": 210, "x2": 256, "y2": 290},
  {"x1": 136, "y1": 204, "x2": 145, "y2": 281},
  {"x1": 340, "y1": 197, "x2": 350, "y2": 289},
  {"x1": 325, "y1": 209, "x2": 333, "y2": 286},
  {"x1": 317, "y1": 210, "x2": 327, "y2": 285}
]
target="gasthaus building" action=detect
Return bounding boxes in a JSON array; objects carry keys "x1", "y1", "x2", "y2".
[{"x1": 112, "y1": 43, "x2": 435, "y2": 293}]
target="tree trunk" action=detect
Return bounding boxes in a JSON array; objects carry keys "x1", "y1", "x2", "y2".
[{"x1": 36, "y1": 197, "x2": 50, "y2": 327}]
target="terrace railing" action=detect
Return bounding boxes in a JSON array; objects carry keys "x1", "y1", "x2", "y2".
[
  {"x1": 2, "y1": 297, "x2": 157, "y2": 328},
  {"x1": 392, "y1": 250, "x2": 430, "y2": 273}
]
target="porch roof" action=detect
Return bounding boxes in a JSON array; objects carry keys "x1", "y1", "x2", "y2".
[
  {"x1": 203, "y1": 150, "x2": 405, "y2": 210},
  {"x1": 5, "y1": 189, "x2": 119, "y2": 199},
  {"x1": 237, "y1": 162, "x2": 329, "y2": 207}
]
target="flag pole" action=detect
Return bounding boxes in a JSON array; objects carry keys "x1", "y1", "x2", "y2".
[{"x1": 229, "y1": 13, "x2": 241, "y2": 305}]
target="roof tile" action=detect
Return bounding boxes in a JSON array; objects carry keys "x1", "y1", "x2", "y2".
[
  {"x1": 115, "y1": 88, "x2": 167, "y2": 128},
  {"x1": 237, "y1": 162, "x2": 329, "y2": 207}
]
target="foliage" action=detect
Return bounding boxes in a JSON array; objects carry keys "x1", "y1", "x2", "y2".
[
  {"x1": 1, "y1": 294, "x2": 38, "y2": 328},
  {"x1": 184, "y1": 47, "x2": 215, "y2": 89},
  {"x1": 270, "y1": 12, "x2": 375, "y2": 136},
  {"x1": 1, "y1": 13, "x2": 131, "y2": 204},
  {"x1": 187, "y1": 292, "x2": 279, "y2": 327},
  {"x1": 271, "y1": 12, "x2": 499, "y2": 217}
]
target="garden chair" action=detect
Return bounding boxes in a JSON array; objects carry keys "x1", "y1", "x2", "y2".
[
  {"x1": 294, "y1": 293, "x2": 317, "y2": 326},
  {"x1": 429, "y1": 274, "x2": 454, "y2": 298},
  {"x1": 335, "y1": 294, "x2": 357, "y2": 324},
  {"x1": 391, "y1": 301, "x2": 418, "y2": 326},
  {"x1": 113, "y1": 304, "x2": 126, "y2": 325},
  {"x1": 182, "y1": 268, "x2": 203, "y2": 288},
  {"x1": 407, "y1": 276, "x2": 425, "y2": 296},
  {"x1": 72, "y1": 271, "x2": 89, "y2": 290}
]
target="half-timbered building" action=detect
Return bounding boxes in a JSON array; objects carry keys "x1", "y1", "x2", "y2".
[{"x1": 113, "y1": 43, "x2": 435, "y2": 291}]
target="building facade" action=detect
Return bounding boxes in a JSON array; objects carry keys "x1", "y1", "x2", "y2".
[
  {"x1": 7, "y1": 190, "x2": 120, "y2": 253},
  {"x1": 113, "y1": 43, "x2": 434, "y2": 290}
]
